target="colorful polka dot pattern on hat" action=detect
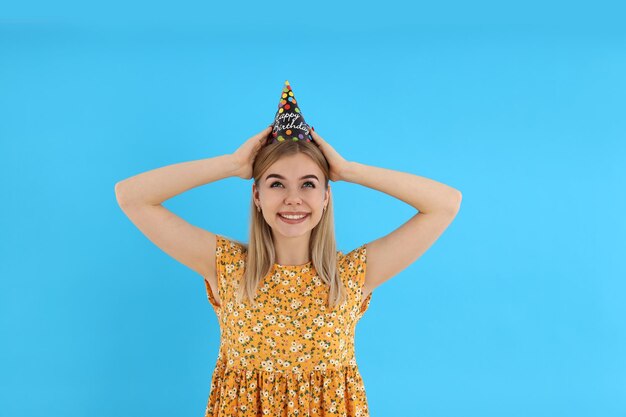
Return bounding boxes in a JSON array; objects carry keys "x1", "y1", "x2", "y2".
[
  {"x1": 202, "y1": 235, "x2": 374, "y2": 416},
  {"x1": 269, "y1": 80, "x2": 314, "y2": 144}
]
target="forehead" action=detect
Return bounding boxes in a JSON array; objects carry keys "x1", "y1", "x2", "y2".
[{"x1": 265, "y1": 154, "x2": 322, "y2": 178}]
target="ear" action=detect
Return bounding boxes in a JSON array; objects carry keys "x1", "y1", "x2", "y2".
[
  {"x1": 325, "y1": 184, "x2": 331, "y2": 205},
  {"x1": 252, "y1": 183, "x2": 259, "y2": 202}
]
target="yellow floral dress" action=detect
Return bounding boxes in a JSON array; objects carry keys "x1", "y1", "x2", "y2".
[{"x1": 203, "y1": 235, "x2": 374, "y2": 417}]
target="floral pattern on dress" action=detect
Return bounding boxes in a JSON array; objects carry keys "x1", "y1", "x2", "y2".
[{"x1": 203, "y1": 235, "x2": 374, "y2": 416}]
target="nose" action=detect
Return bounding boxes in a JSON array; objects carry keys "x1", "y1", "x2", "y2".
[{"x1": 284, "y1": 188, "x2": 304, "y2": 205}]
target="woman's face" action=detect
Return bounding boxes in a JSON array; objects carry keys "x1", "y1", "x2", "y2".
[{"x1": 253, "y1": 153, "x2": 330, "y2": 238}]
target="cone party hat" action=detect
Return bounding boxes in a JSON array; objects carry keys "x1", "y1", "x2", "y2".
[{"x1": 268, "y1": 80, "x2": 314, "y2": 144}]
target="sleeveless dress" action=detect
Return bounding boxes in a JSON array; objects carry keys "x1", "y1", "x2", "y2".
[{"x1": 203, "y1": 235, "x2": 374, "y2": 417}]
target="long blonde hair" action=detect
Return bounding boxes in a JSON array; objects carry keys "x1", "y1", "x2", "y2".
[{"x1": 233, "y1": 140, "x2": 348, "y2": 309}]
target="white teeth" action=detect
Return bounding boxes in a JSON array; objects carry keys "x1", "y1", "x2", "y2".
[{"x1": 280, "y1": 214, "x2": 307, "y2": 220}]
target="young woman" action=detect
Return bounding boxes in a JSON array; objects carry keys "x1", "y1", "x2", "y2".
[{"x1": 115, "y1": 125, "x2": 462, "y2": 416}]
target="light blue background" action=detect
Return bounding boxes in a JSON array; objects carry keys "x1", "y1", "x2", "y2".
[{"x1": 1, "y1": 1, "x2": 625, "y2": 416}]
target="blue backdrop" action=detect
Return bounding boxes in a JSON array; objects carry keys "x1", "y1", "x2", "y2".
[{"x1": 1, "y1": 2, "x2": 625, "y2": 416}]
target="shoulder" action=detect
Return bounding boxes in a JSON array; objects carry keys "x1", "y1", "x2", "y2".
[
  {"x1": 337, "y1": 243, "x2": 367, "y2": 283},
  {"x1": 336, "y1": 243, "x2": 371, "y2": 315},
  {"x1": 215, "y1": 234, "x2": 248, "y2": 266},
  {"x1": 337, "y1": 243, "x2": 367, "y2": 266},
  {"x1": 216, "y1": 234, "x2": 247, "y2": 251}
]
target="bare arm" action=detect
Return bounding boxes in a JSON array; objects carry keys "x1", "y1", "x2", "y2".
[
  {"x1": 339, "y1": 161, "x2": 462, "y2": 298},
  {"x1": 115, "y1": 154, "x2": 241, "y2": 206},
  {"x1": 340, "y1": 161, "x2": 461, "y2": 214},
  {"x1": 114, "y1": 154, "x2": 242, "y2": 307}
]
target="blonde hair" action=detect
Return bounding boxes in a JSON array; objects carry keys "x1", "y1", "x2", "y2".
[{"x1": 234, "y1": 140, "x2": 348, "y2": 309}]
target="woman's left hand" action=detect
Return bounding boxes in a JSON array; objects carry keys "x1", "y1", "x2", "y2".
[{"x1": 309, "y1": 128, "x2": 350, "y2": 182}]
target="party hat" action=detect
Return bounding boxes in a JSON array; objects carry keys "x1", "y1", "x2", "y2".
[{"x1": 268, "y1": 80, "x2": 314, "y2": 144}]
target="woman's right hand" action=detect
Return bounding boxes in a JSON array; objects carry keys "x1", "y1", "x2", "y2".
[{"x1": 232, "y1": 125, "x2": 273, "y2": 179}]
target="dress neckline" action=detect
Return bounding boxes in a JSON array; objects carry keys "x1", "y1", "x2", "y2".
[{"x1": 273, "y1": 260, "x2": 312, "y2": 268}]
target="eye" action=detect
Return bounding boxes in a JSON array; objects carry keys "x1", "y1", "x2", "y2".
[{"x1": 270, "y1": 181, "x2": 316, "y2": 188}]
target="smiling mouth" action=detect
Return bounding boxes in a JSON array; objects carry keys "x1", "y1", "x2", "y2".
[{"x1": 278, "y1": 213, "x2": 310, "y2": 223}]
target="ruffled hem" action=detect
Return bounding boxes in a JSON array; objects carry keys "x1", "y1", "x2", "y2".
[{"x1": 205, "y1": 360, "x2": 370, "y2": 417}]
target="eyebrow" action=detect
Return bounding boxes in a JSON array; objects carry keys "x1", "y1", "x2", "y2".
[{"x1": 265, "y1": 174, "x2": 319, "y2": 182}]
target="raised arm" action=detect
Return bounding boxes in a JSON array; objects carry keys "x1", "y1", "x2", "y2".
[
  {"x1": 114, "y1": 126, "x2": 272, "y2": 300},
  {"x1": 340, "y1": 161, "x2": 462, "y2": 298},
  {"x1": 115, "y1": 154, "x2": 241, "y2": 206},
  {"x1": 309, "y1": 126, "x2": 461, "y2": 298},
  {"x1": 114, "y1": 154, "x2": 242, "y2": 305}
]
